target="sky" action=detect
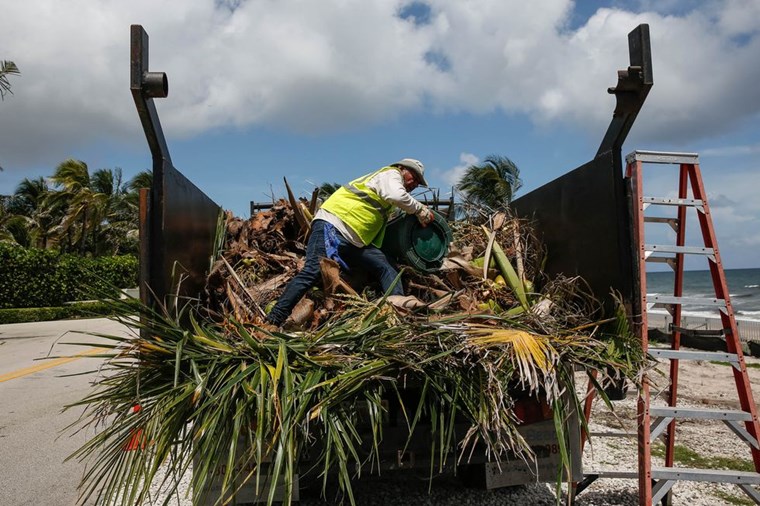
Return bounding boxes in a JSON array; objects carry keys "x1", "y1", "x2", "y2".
[{"x1": 1, "y1": 0, "x2": 759, "y2": 269}]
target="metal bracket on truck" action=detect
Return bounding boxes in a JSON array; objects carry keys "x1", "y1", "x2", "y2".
[{"x1": 131, "y1": 25, "x2": 222, "y2": 310}]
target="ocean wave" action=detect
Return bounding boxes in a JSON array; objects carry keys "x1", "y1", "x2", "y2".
[
  {"x1": 647, "y1": 291, "x2": 756, "y2": 303},
  {"x1": 746, "y1": 284, "x2": 759, "y2": 289},
  {"x1": 681, "y1": 310, "x2": 729, "y2": 320},
  {"x1": 647, "y1": 292, "x2": 720, "y2": 299},
  {"x1": 736, "y1": 312, "x2": 760, "y2": 322},
  {"x1": 647, "y1": 308, "x2": 719, "y2": 319}
]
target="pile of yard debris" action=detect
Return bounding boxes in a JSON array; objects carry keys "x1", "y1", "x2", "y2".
[{"x1": 203, "y1": 194, "x2": 588, "y2": 331}]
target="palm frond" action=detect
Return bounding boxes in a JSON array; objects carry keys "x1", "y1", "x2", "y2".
[
  {"x1": 1, "y1": 60, "x2": 20, "y2": 100},
  {"x1": 66, "y1": 287, "x2": 644, "y2": 505}
]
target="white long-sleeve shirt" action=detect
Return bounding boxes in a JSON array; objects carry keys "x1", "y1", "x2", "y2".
[{"x1": 314, "y1": 168, "x2": 426, "y2": 247}]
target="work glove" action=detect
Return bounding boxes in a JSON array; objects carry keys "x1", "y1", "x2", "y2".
[
  {"x1": 387, "y1": 295, "x2": 427, "y2": 310},
  {"x1": 416, "y1": 206, "x2": 434, "y2": 227}
]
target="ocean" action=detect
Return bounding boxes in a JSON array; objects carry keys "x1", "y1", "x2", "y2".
[{"x1": 647, "y1": 267, "x2": 760, "y2": 322}]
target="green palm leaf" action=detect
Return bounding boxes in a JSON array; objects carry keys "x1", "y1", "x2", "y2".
[
  {"x1": 66, "y1": 282, "x2": 644, "y2": 505},
  {"x1": 0, "y1": 60, "x2": 20, "y2": 100},
  {"x1": 457, "y1": 155, "x2": 522, "y2": 211}
]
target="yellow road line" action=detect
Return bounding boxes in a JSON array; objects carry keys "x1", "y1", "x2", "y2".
[{"x1": 0, "y1": 347, "x2": 108, "y2": 383}]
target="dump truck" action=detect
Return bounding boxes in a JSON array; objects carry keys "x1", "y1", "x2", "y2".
[{"x1": 130, "y1": 23, "x2": 652, "y2": 500}]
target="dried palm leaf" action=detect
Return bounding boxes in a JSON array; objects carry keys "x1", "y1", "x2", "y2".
[
  {"x1": 319, "y1": 258, "x2": 358, "y2": 296},
  {"x1": 284, "y1": 177, "x2": 309, "y2": 235}
]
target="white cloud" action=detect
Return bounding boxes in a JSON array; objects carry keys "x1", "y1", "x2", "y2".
[
  {"x1": 708, "y1": 194, "x2": 736, "y2": 208},
  {"x1": 1, "y1": 0, "x2": 759, "y2": 168},
  {"x1": 717, "y1": 0, "x2": 760, "y2": 36},
  {"x1": 702, "y1": 143, "x2": 760, "y2": 157},
  {"x1": 439, "y1": 152, "x2": 479, "y2": 187},
  {"x1": 693, "y1": 167, "x2": 760, "y2": 268}
]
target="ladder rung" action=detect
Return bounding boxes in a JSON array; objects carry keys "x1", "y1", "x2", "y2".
[
  {"x1": 647, "y1": 295, "x2": 726, "y2": 307},
  {"x1": 651, "y1": 467, "x2": 760, "y2": 484},
  {"x1": 650, "y1": 407, "x2": 760, "y2": 450},
  {"x1": 670, "y1": 325, "x2": 727, "y2": 338},
  {"x1": 589, "y1": 430, "x2": 635, "y2": 438},
  {"x1": 650, "y1": 407, "x2": 752, "y2": 422},
  {"x1": 643, "y1": 197, "x2": 704, "y2": 207},
  {"x1": 645, "y1": 244, "x2": 715, "y2": 256},
  {"x1": 626, "y1": 150, "x2": 700, "y2": 164},
  {"x1": 644, "y1": 216, "x2": 678, "y2": 226},
  {"x1": 645, "y1": 256, "x2": 676, "y2": 266},
  {"x1": 585, "y1": 470, "x2": 638, "y2": 479},
  {"x1": 648, "y1": 348, "x2": 738, "y2": 363}
]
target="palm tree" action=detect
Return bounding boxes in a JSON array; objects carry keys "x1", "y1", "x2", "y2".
[
  {"x1": 13, "y1": 177, "x2": 49, "y2": 216},
  {"x1": 457, "y1": 155, "x2": 522, "y2": 211},
  {"x1": 0, "y1": 198, "x2": 30, "y2": 245},
  {"x1": 0, "y1": 61, "x2": 20, "y2": 170},
  {"x1": 317, "y1": 182, "x2": 341, "y2": 201},
  {"x1": 13, "y1": 177, "x2": 59, "y2": 249},
  {"x1": 88, "y1": 168, "x2": 120, "y2": 255},
  {"x1": 0, "y1": 60, "x2": 20, "y2": 101},
  {"x1": 92, "y1": 167, "x2": 146, "y2": 255},
  {"x1": 47, "y1": 161, "x2": 147, "y2": 255},
  {"x1": 49, "y1": 159, "x2": 96, "y2": 255},
  {"x1": 125, "y1": 170, "x2": 153, "y2": 208},
  {"x1": 106, "y1": 170, "x2": 153, "y2": 254},
  {"x1": 127, "y1": 170, "x2": 153, "y2": 191}
]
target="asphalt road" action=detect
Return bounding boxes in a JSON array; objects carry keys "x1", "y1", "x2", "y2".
[{"x1": 0, "y1": 318, "x2": 133, "y2": 506}]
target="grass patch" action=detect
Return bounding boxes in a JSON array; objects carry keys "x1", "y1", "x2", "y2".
[
  {"x1": 651, "y1": 443, "x2": 754, "y2": 472},
  {"x1": 710, "y1": 360, "x2": 760, "y2": 369},
  {"x1": 0, "y1": 299, "x2": 140, "y2": 324},
  {"x1": 712, "y1": 361, "x2": 760, "y2": 370},
  {"x1": 713, "y1": 489, "x2": 755, "y2": 505}
]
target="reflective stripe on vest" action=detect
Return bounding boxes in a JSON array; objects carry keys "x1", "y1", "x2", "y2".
[{"x1": 320, "y1": 166, "x2": 396, "y2": 246}]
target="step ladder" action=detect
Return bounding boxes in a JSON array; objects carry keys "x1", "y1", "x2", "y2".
[{"x1": 628, "y1": 150, "x2": 760, "y2": 505}]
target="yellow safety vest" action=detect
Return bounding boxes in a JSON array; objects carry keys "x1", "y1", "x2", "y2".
[{"x1": 320, "y1": 166, "x2": 397, "y2": 247}]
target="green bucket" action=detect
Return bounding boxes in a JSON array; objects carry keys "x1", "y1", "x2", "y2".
[{"x1": 381, "y1": 211, "x2": 453, "y2": 273}]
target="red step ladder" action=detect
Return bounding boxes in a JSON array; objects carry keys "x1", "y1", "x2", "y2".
[{"x1": 628, "y1": 150, "x2": 760, "y2": 504}]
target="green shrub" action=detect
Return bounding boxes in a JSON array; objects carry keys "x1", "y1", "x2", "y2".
[
  {"x1": 0, "y1": 243, "x2": 138, "y2": 309},
  {"x1": 0, "y1": 299, "x2": 140, "y2": 324},
  {"x1": 57, "y1": 255, "x2": 137, "y2": 301}
]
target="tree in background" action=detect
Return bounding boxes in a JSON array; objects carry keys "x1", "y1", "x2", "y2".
[
  {"x1": 1, "y1": 61, "x2": 20, "y2": 170},
  {"x1": 317, "y1": 182, "x2": 341, "y2": 201},
  {"x1": 93, "y1": 169, "x2": 152, "y2": 255},
  {"x1": 0, "y1": 200, "x2": 31, "y2": 245},
  {"x1": 0, "y1": 60, "x2": 20, "y2": 101},
  {"x1": 89, "y1": 167, "x2": 129, "y2": 255},
  {"x1": 1, "y1": 162, "x2": 150, "y2": 256},
  {"x1": 457, "y1": 155, "x2": 522, "y2": 211},
  {"x1": 125, "y1": 170, "x2": 153, "y2": 208},
  {"x1": 48, "y1": 159, "x2": 96, "y2": 254},
  {"x1": 10, "y1": 177, "x2": 49, "y2": 216},
  {"x1": 10, "y1": 177, "x2": 59, "y2": 249}
]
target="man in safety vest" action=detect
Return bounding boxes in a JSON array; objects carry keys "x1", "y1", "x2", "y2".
[{"x1": 266, "y1": 158, "x2": 435, "y2": 327}]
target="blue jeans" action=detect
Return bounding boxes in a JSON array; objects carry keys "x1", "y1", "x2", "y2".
[
  {"x1": 336, "y1": 234, "x2": 403, "y2": 297},
  {"x1": 266, "y1": 220, "x2": 402, "y2": 326}
]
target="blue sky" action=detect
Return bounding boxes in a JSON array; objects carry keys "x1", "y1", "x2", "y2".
[{"x1": 1, "y1": 0, "x2": 759, "y2": 269}]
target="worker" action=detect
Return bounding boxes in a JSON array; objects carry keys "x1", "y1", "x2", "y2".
[{"x1": 265, "y1": 158, "x2": 435, "y2": 327}]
